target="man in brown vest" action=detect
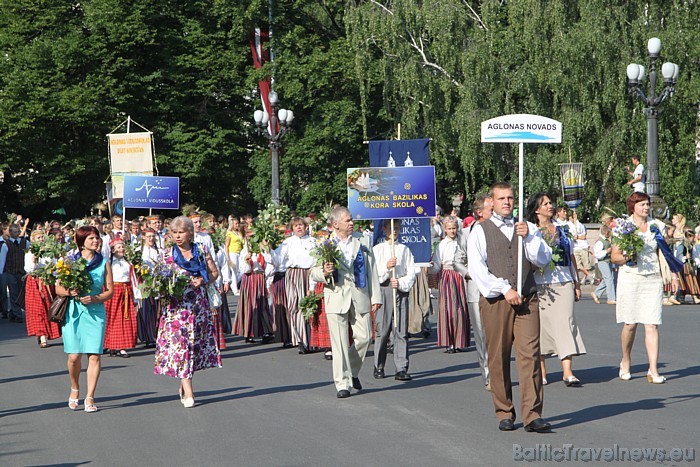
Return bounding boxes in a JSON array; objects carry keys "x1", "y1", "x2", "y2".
[{"x1": 467, "y1": 182, "x2": 552, "y2": 432}]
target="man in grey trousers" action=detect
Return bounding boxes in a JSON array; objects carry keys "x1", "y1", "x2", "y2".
[{"x1": 454, "y1": 194, "x2": 492, "y2": 391}]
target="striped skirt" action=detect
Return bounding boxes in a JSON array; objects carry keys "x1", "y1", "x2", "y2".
[
  {"x1": 437, "y1": 269, "x2": 470, "y2": 349},
  {"x1": 679, "y1": 262, "x2": 700, "y2": 295},
  {"x1": 137, "y1": 298, "x2": 160, "y2": 345},
  {"x1": 309, "y1": 282, "x2": 331, "y2": 349},
  {"x1": 104, "y1": 283, "x2": 138, "y2": 350},
  {"x1": 271, "y1": 272, "x2": 291, "y2": 344},
  {"x1": 285, "y1": 268, "x2": 310, "y2": 347},
  {"x1": 24, "y1": 276, "x2": 61, "y2": 340},
  {"x1": 211, "y1": 290, "x2": 227, "y2": 350},
  {"x1": 233, "y1": 273, "x2": 273, "y2": 338}
]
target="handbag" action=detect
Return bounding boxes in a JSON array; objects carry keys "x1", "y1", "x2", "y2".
[
  {"x1": 206, "y1": 284, "x2": 222, "y2": 308},
  {"x1": 48, "y1": 296, "x2": 69, "y2": 323}
]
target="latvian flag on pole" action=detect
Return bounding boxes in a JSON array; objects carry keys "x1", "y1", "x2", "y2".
[{"x1": 250, "y1": 27, "x2": 274, "y2": 134}]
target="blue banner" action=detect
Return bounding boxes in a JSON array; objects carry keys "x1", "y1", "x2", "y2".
[
  {"x1": 368, "y1": 139, "x2": 432, "y2": 263},
  {"x1": 348, "y1": 166, "x2": 436, "y2": 220},
  {"x1": 123, "y1": 175, "x2": 180, "y2": 210}
]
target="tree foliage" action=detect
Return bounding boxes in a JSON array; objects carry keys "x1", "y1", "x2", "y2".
[{"x1": 1, "y1": 0, "x2": 699, "y2": 222}]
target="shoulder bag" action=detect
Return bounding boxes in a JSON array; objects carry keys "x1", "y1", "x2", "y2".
[{"x1": 48, "y1": 296, "x2": 69, "y2": 323}]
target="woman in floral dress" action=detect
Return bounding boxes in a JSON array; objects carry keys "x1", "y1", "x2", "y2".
[{"x1": 154, "y1": 216, "x2": 221, "y2": 408}]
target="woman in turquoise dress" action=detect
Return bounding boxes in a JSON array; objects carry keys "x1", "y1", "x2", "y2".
[{"x1": 56, "y1": 226, "x2": 114, "y2": 413}]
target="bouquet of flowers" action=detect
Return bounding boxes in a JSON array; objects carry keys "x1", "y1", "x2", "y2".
[
  {"x1": 538, "y1": 225, "x2": 573, "y2": 271},
  {"x1": 54, "y1": 256, "x2": 93, "y2": 295},
  {"x1": 257, "y1": 203, "x2": 292, "y2": 230},
  {"x1": 138, "y1": 259, "x2": 190, "y2": 300},
  {"x1": 249, "y1": 218, "x2": 283, "y2": 254},
  {"x1": 210, "y1": 226, "x2": 227, "y2": 253},
  {"x1": 310, "y1": 238, "x2": 345, "y2": 285},
  {"x1": 123, "y1": 241, "x2": 143, "y2": 270},
  {"x1": 299, "y1": 291, "x2": 324, "y2": 321},
  {"x1": 612, "y1": 217, "x2": 644, "y2": 265},
  {"x1": 29, "y1": 235, "x2": 65, "y2": 261}
]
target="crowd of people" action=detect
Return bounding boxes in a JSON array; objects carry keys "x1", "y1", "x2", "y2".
[{"x1": 0, "y1": 183, "x2": 693, "y2": 431}]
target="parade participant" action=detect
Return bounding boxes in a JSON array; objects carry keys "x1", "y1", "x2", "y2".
[
  {"x1": 612, "y1": 192, "x2": 682, "y2": 384},
  {"x1": 234, "y1": 241, "x2": 275, "y2": 344},
  {"x1": 147, "y1": 215, "x2": 166, "y2": 249},
  {"x1": 674, "y1": 229, "x2": 700, "y2": 304},
  {"x1": 138, "y1": 228, "x2": 160, "y2": 348},
  {"x1": 89, "y1": 216, "x2": 111, "y2": 259},
  {"x1": 569, "y1": 210, "x2": 592, "y2": 285},
  {"x1": 188, "y1": 212, "x2": 215, "y2": 252},
  {"x1": 110, "y1": 215, "x2": 125, "y2": 240},
  {"x1": 3, "y1": 224, "x2": 28, "y2": 323},
  {"x1": 277, "y1": 216, "x2": 317, "y2": 352},
  {"x1": 431, "y1": 216, "x2": 470, "y2": 353},
  {"x1": 553, "y1": 206, "x2": 569, "y2": 227},
  {"x1": 154, "y1": 216, "x2": 221, "y2": 408},
  {"x1": 127, "y1": 220, "x2": 142, "y2": 244},
  {"x1": 467, "y1": 182, "x2": 552, "y2": 432},
  {"x1": 372, "y1": 219, "x2": 416, "y2": 381},
  {"x1": 210, "y1": 226, "x2": 232, "y2": 349},
  {"x1": 224, "y1": 215, "x2": 244, "y2": 295},
  {"x1": 527, "y1": 193, "x2": 586, "y2": 387},
  {"x1": 454, "y1": 194, "x2": 492, "y2": 390},
  {"x1": 671, "y1": 213, "x2": 686, "y2": 242},
  {"x1": 269, "y1": 243, "x2": 290, "y2": 349},
  {"x1": 24, "y1": 230, "x2": 61, "y2": 347},
  {"x1": 103, "y1": 239, "x2": 138, "y2": 358},
  {"x1": 57, "y1": 226, "x2": 114, "y2": 413},
  {"x1": 592, "y1": 224, "x2": 616, "y2": 304},
  {"x1": 311, "y1": 206, "x2": 381, "y2": 398}
]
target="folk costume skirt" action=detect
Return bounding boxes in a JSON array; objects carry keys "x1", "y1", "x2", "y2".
[
  {"x1": 309, "y1": 282, "x2": 331, "y2": 349},
  {"x1": 271, "y1": 272, "x2": 291, "y2": 344},
  {"x1": 233, "y1": 272, "x2": 273, "y2": 338},
  {"x1": 138, "y1": 297, "x2": 160, "y2": 345},
  {"x1": 285, "y1": 267, "x2": 310, "y2": 347},
  {"x1": 24, "y1": 276, "x2": 61, "y2": 340},
  {"x1": 437, "y1": 269, "x2": 470, "y2": 349},
  {"x1": 104, "y1": 282, "x2": 138, "y2": 350}
]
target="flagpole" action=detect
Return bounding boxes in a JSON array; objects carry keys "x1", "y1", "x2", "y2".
[{"x1": 517, "y1": 142, "x2": 524, "y2": 296}]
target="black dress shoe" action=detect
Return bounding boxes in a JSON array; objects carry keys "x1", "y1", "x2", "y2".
[
  {"x1": 351, "y1": 377, "x2": 362, "y2": 391},
  {"x1": 245, "y1": 337, "x2": 255, "y2": 343},
  {"x1": 324, "y1": 351, "x2": 333, "y2": 360},
  {"x1": 261, "y1": 334, "x2": 274, "y2": 344},
  {"x1": 445, "y1": 348, "x2": 455, "y2": 354},
  {"x1": 282, "y1": 342, "x2": 294, "y2": 349},
  {"x1": 524, "y1": 418, "x2": 552, "y2": 433},
  {"x1": 118, "y1": 350, "x2": 130, "y2": 358},
  {"x1": 373, "y1": 367, "x2": 385, "y2": 379},
  {"x1": 109, "y1": 350, "x2": 117, "y2": 357},
  {"x1": 395, "y1": 371, "x2": 412, "y2": 381},
  {"x1": 498, "y1": 419, "x2": 516, "y2": 431},
  {"x1": 298, "y1": 343, "x2": 309, "y2": 354},
  {"x1": 336, "y1": 389, "x2": 350, "y2": 399}
]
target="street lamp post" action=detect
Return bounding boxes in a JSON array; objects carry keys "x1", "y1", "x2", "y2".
[
  {"x1": 626, "y1": 37, "x2": 679, "y2": 218},
  {"x1": 253, "y1": 90, "x2": 294, "y2": 206}
]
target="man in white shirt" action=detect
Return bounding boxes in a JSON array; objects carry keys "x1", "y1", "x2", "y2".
[
  {"x1": 626, "y1": 155, "x2": 646, "y2": 193},
  {"x1": 454, "y1": 194, "x2": 492, "y2": 391},
  {"x1": 467, "y1": 182, "x2": 552, "y2": 433},
  {"x1": 569, "y1": 210, "x2": 592, "y2": 284},
  {"x1": 372, "y1": 219, "x2": 416, "y2": 381}
]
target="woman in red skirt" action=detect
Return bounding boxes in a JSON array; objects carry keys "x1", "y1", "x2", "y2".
[
  {"x1": 24, "y1": 230, "x2": 61, "y2": 348},
  {"x1": 103, "y1": 239, "x2": 138, "y2": 357},
  {"x1": 309, "y1": 280, "x2": 333, "y2": 359}
]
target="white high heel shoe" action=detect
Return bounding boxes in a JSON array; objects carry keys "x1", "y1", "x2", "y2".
[
  {"x1": 646, "y1": 371, "x2": 666, "y2": 384},
  {"x1": 619, "y1": 362, "x2": 631, "y2": 381},
  {"x1": 182, "y1": 397, "x2": 195, "y2": 408}
]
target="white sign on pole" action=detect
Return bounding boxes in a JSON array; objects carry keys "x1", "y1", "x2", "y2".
[
  {"x1": 481, "y1": 114, "x2": 562, "y2": 144},
  {"x1": 481, "y1": 114, "x2": 562, "y2": 296}
]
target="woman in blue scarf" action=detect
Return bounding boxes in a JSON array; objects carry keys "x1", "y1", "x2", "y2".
[
  {"x1": 612, "y1": 192, "x2": 682, "y2": 384},
  {"x1": 527, "y1": 193, "x2": 587, "y2": 387},
  {"x1": 153, "y1": 216, "x2": 221, "y2": 408}
]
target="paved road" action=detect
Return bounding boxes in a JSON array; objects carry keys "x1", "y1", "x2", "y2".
[{"x1": 1, "y1": 293, "x2": 698, "y2": 466}]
